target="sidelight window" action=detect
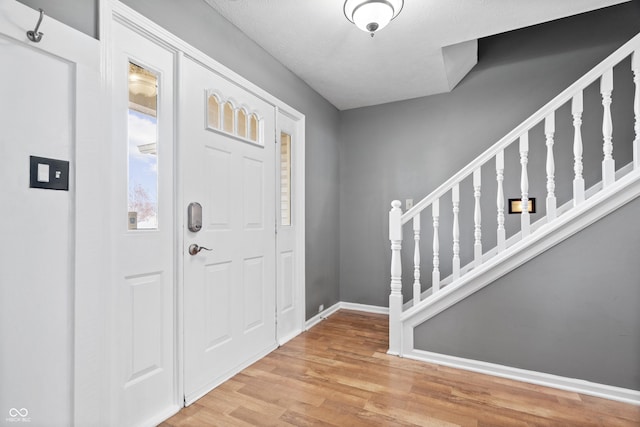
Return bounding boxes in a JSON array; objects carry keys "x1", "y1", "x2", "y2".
[
  {"x1": 127, "y1": 62, "x2": 159, "y2": 230},
  {"x1": 280, "y1": 132, "x2": 292, "y2": 226}
]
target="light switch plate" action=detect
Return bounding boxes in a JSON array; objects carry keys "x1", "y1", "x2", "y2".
[
  {"x1": 406, "y1": 199, "x2": 413, "y2": 210},
  {"x1": 30, "y1": 156, "x2": 69, "y2": 191}
]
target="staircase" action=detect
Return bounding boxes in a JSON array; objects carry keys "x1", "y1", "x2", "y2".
[{"x1": 387, "y1": 32, "x2": 640, "y2": 388}]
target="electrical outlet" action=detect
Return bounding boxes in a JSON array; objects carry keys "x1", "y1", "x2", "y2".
[
  {"x1": 318, "y1": 304, "x2": 324, "y2": 313},
  {"x1": 406, "y1": 199, "x2": 413, "y2": 210}
]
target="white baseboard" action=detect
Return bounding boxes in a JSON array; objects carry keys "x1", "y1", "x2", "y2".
[
  {"x1": 405, "y1": 349, "x2": 640, "y2": 406},
  {"x1": 304, "y1": 304, "x2": 640, "y2": 405},
  {"x1": 135, "y1": 404, "x2": 181, "y2": 427},
  {"x1": 305, "y1": 302, "x2": 388, "y2": 330},
  {"x1": 305, "y1": 302, "x2": 342, "y2": 330},
  {"x1": 340, "y1": 302, "x2": 389, "y2": 315}
]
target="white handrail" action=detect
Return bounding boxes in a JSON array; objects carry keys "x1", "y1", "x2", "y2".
[{"x1": 401, "y1": 32, "x2": 640, "y2": 225}]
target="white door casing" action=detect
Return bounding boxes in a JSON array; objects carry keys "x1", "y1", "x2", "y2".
[
  {"x1": 0, "y1": 2, "x2": 106, "y2": 426},
  {"x1": 181, "y1": 55, "x2": 278, "y2": 403},
  {"x1": 110, "y1": 20, "x2": 178, "y2": 426},
  {"x1": 276, "y1": 110, "x2": 305, "y2": 344}
]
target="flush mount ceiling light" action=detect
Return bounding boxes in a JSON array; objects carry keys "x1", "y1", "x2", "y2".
[{"x1": 344, "y1": 0, "x2": 404, "y2": 37}]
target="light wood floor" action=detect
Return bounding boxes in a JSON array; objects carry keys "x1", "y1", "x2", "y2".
[{"x1": 161, "y1": 310, "x2": 640, "y2": 426}]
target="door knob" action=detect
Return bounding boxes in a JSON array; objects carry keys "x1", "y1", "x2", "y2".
[{"x1": 188, "y1": 244, "x2": 212, "y2": 256}]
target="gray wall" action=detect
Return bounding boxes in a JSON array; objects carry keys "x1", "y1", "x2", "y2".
[
  {"x1": 339, "y1": 3, "x2": 640, "y2": 307},
  {"x1": 414, "y1": 196, "x2": 640, "y2": 390},
  {"x1": 17, "y1": 0, "x2": 343, "y2": 319}
]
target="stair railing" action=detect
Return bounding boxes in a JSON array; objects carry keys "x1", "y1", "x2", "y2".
[{"x1": 389, "y1": 32, "x2": 640, "y2": 355}]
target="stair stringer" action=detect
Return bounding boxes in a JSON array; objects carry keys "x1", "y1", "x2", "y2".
[{"x1": 398, "y1": 167, "x2": 640, "y2": 356}]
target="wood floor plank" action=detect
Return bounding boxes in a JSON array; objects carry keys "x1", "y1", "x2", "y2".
[{"x1": 161, "y1": 310, "x2": 640, "y2": 426}]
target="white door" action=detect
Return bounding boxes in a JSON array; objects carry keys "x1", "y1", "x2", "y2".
[
  {"x1": 276, "y1": 111, "x2": 304, "y2": 344},
  {"x1": 181, "y1": 56, "x2": 277, "y2": 403},
  {"x1": 111, "y1": 21, "x2": 177, "y2": 426},
  {"x1": 0, "y1": 3, "x2": 100, "y2": 426}
]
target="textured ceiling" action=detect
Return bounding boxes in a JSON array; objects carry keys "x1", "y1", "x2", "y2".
[{"x1": 204, "y1": 0, "x2": 630, "y2": 110}]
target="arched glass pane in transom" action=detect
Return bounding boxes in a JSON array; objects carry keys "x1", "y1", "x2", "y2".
[
  {"x1": 223, "y1": 101, "x2": 234, "y2": 134},
  {"x1": 207, "y1": 94, "x2": 220, "y2": 129},
  {"x1": 237, "y1": 109, "x2": 247, "y2": 139},
  {"x1": 249, "y1": 113, "x2": 259, "y2": 142}
]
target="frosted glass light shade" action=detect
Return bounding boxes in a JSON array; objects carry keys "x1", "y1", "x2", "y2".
[
  {"x1": 344, "y1": 0, "x2": 403, "y2": 35},
  {"x1": 128, "y1": 65, "x2": 157, "y2": 98}
]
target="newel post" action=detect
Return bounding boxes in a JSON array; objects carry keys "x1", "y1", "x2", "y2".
[{"x1": 389, "y1": 200, "x2": 403, "y2": 356}]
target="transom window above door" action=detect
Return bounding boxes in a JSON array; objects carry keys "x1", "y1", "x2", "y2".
[{"x1": 206, "y1": 90, "x2": 263, "y2": 146}]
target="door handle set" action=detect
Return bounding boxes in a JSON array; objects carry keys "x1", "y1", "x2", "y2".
[
  {"x1": 187, "y1": 202, "x2": 212, "y2": 255},
  {"x1": 188, "y1": 244, "x2": 212, "y2": 256}
]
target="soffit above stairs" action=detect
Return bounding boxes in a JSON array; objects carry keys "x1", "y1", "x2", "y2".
[{"x1": 203, "y1": 0, "x2": 630, "y2": 110}]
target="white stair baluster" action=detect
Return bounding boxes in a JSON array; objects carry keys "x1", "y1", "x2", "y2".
[
  {"x1": 520, "y1": 133, "x2": 530, "y2": 237},
  {"x1": 601, "y1": 68, "x2": 615, "y2": 186},
  {"x1": 473, "y1": 169, "x2": 482, "y2": 267},
  {"x1": 452, "y1": 184, "x2": 460, "y2": 280},
  {"x1": 388, "y1": 200, "x2": 403, "y2": 355},
  {"x1": 432, "y1": 199, "x2": 440, "y2": 293},
  {"x1": 412, "y1": 215, "x2": 421, "y2": 306},
  {"x1": 545, "y1": 113, "x2": 556, "y2": 221},
  {"x1": 496, "y1": 150, "x2": 506, "y2": 252},
  {"x1": 633, "y1": 50, "x2": 640, "y2": 169},
  {"x1": 572, "y1": 92, "x2": 585, "y2": 206}
]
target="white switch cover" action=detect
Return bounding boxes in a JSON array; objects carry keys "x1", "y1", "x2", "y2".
[
  {"x1": 406, "y1": 199, "x2": 413, "y2": 210},
  {"x1": 37, "y1": 163, "x2": 50, "y2": 182}
]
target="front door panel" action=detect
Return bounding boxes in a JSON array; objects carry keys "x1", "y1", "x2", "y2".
[{"x1": 182, "y1": 56, "x2": 276, "y2": 403}]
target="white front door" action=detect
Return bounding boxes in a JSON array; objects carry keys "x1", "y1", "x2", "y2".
[
  {"x1": 181, "y1": 56, "x2": 277, "y2": 403},
  {"x1": 111, "y1": 21, "x2": 177, "y2": 426}
]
